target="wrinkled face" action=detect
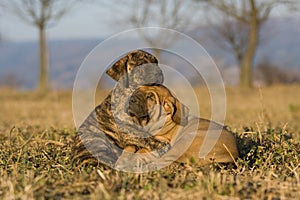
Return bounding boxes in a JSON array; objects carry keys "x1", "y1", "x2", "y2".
[
  {"x1": 127, "y1": 85, "x2": 189, "y2": 127},
  {"x1": 127, "y1": 89, "x2": 150, "y2": 126}
]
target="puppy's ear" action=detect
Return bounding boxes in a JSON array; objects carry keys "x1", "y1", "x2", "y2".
[
  {"x1": 164, "y1": 97, "x2": 189, "y2": 126},
  {"x1": 106, "y1": 55, "x2": 129, "y2": 87}
]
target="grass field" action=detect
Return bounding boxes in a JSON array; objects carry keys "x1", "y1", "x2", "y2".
[{"x1": 0, "y1": 85, "x2": 299, "y2": 199}]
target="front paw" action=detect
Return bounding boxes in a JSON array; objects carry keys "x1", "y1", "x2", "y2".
[
  {"x1": 115, "y1": 150, "x2": 156, "y2": 172},
  {"x1": 149, "y1": 140, "x2": 171, "y2": 157}
]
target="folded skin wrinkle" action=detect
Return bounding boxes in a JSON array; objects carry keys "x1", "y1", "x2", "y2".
[{"x1": 124, "y1": 85, "x2": 239, "y2": 167}]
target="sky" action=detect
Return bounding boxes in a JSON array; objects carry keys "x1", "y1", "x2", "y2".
[
  {"x1": 0, "y1": 1, "x2": 298, "y2": 42},
  {"x1": 0, "y1": 2, "x2": 119, "y2": 42}
]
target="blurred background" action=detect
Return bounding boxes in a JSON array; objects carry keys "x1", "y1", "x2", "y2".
[
  {"x1": 1, "y1": 2, "x2": 300, "y2": 199},
  {"x1": 0, "y1": 0, "x2": 299, "y2": 91}
]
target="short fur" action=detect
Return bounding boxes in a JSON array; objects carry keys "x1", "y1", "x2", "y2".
[
  {"x1": 125, "y1": 84, "x2": 239, "y2": 166},
  {"x1": 72, "y1": 50, "x2": 170, "y2": 167}
]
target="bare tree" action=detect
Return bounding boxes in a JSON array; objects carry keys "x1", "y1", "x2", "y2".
[
  {"x1": 3, "y1": 0, "x2": 78, "y2": 92},
  {"x1": 204, "y1": 16, "x2": 249, "y2": 71},
  {"x1": 200, "y1": 0, "x2": 299, "y2": 87},
  {"x1": 109, "y1": 0, "x2": 200, "y2": 59}
]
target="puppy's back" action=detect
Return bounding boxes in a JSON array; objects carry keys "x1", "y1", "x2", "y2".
[{"x1": 177, "y1": 118, "x2": 239, "y2": 166}]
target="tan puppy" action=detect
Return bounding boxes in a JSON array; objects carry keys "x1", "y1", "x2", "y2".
[{"x1": 126, "y1": 84, "x2": 239, "y2": 166}]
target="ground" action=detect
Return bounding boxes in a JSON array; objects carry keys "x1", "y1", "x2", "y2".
[{"x1": 0, "y1": 85, "x2": 299, "y2": 199}]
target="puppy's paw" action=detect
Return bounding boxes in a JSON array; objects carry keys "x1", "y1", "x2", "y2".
[
  {"x1": 150, "y1": 140, "x2": 171, "y2": 157},
  {"x1": 115, "y1": 152, "x2": 135, "y2": 171}
]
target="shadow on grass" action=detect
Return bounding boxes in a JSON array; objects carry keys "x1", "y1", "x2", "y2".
[{"x1": 236, "y1": 126, "x2": 300, "y2": 173}]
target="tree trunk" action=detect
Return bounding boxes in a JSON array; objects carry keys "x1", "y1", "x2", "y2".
[
  {"x1": 240, "y1": 0, "x2": 259, "y2": 88},
  {"x1": 38, "y1": 24, "x2": 49, "y2": 92},
  {"x1": 240, "y1": 50, "x2": 253, "y2": 88}
]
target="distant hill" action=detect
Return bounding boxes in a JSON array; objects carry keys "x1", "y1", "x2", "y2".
[
  {"x1": 0, "y1": 39, "x2": 99, "y2": 89},
  {"x1": 0, "y1": 17, "x2": 299, "y2": 89}
]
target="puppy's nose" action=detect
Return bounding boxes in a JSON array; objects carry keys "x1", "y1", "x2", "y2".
[{"x1": 126, "y1": 96, "x2": 137, "y2": 114}]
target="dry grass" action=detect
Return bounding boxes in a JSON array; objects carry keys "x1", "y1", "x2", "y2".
[{"x1": 0, "y1": 85, "x2": 300, "y2": 199}]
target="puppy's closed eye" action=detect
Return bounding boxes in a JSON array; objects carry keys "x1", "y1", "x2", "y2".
[
  {"x1": 146, "y1": 92, "x2": 159, "y2": 110},
  {"x1": 146, "y1": 92, "x2": 155, "y2": 101}
]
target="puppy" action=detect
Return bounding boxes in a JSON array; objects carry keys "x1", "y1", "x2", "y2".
[
  {"x1": 72, "y1": 50, "x2": 170, "y2": 167},
  {"x1": 126, "y1": 84, "x2": 239, "y2": 166}
]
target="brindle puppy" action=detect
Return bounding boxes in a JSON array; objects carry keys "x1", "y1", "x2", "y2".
[
  {"x1": 125, "y1": 84, "x2": 239, "y2": 167},
  {"x1": 72, "y1": 50, "x2": 170, "y2": 167}
]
